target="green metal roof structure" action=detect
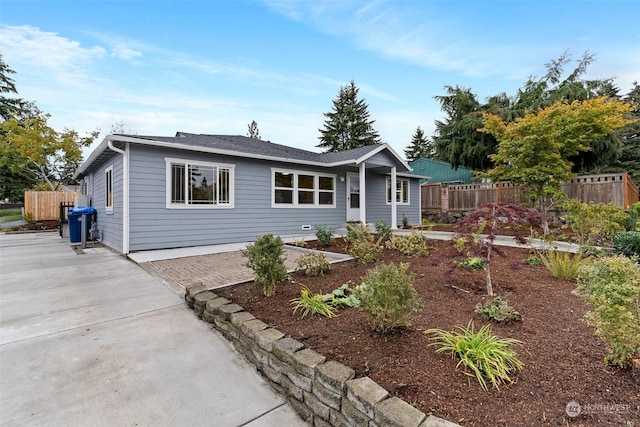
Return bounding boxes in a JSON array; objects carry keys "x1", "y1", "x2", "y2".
[{"x1": 409, "y1": 158, "x2": 474, "y2": 184}]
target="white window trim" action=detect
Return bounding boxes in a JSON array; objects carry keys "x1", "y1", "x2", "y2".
[
  {"x1": 386, "y1": 176, "x2": 410, "y2": 205},
  {"x1": 165, "y1": 157, "x2": 235, "y2": 209},
  {"x1": 271, "y1": 168, "x2": 336, "y2": 208},
  {"x1": 105, "y1": 165, "x2": 114, "y2": 214}
]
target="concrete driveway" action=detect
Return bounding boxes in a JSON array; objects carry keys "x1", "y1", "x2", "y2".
[{"x1": 0, "y1": 232, "x2": 306, "y2": 427}]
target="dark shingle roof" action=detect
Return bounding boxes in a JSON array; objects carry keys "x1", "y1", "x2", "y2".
[{"x1": 75, "y1": 132, "x2": 417, "y2": 179}]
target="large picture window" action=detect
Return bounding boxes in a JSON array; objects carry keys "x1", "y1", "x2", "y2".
[
  {"x1": 166, "y1": 158, "x2": 234, "y2": 208},
  {"x1": 386, "y1": 177, "x2": 410, "y2": 205},
  {"x1": 105, "y1": 165, "x2": 113, "y2": 212},
  {"x1": 272, "y1": 169, "x2": 335, "y2": 208}
]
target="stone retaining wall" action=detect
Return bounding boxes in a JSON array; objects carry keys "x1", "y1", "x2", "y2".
[{"x1": 185, "y1": 284, "x2": 459, "y2": 427}]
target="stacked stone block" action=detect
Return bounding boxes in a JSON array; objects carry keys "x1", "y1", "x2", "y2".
[{"x1": 184, "y1": 284, "x2": 459, "y2": 427}]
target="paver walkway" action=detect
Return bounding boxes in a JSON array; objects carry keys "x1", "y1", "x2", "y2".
[{"x1": 139, "y1": 248, "x2": 306, "y2": 294}]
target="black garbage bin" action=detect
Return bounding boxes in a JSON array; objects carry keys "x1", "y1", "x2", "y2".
[{"x1": 68, "y1": 206, "x2": 96, "y2": 243}]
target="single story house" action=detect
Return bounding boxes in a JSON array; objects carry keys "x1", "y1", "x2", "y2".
[
  {"x1": 73, "y1": 132, "x2": 426, "y2": 255},
  {"x1": 409, "y1": 158, "x2": 474, "y2": 184}
]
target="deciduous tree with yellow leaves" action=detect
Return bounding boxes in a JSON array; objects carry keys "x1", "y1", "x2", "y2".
[{"x1": 480, "y1": 97, "x2": 636, "y2": 233}]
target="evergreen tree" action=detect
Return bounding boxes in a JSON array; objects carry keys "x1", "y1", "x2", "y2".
[
  {"x1": 247, "y1": 120, "x2": 261, "y2": 140},
  {"x1": 317, "y1": 80, "x2": 382, "y2": 152},
  {"x1": 0, "y1": 54, "x2": 36, "y2": 122},
  {"x1": 432, "y1": 52, "x2": 624, "y2": 172},
  {"x1": 404, "y1": 126, "x2": 434, "y2": 162},
  {"x1": 603, "y1": 82, "x2": 640, "y2": 183}
]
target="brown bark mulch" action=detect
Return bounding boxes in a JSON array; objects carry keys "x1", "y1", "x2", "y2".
[{"x1": 216, "y1": 239, "x2": 640, "y2": 426}]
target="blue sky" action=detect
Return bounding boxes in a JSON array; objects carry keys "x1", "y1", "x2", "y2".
[{"x1": 1, "y1": 0, "x2": 639, "y2": 160}]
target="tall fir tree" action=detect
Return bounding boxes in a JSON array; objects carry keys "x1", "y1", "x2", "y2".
[
  {"x1": 432, "y1": 52, "x2": 623, "y2": 172},
  {"x1": 317, "y1": 80, "x2": 382, "y2": 152},
  {"x1": 602, "y1": 82, "x2": 640, "y2": 183},
  {"x1": 247, "y1": 120, "x2": 261, "y2": 140},
  {"x1": 404, "y1": 126, "x2": 434, "y2": 162}
]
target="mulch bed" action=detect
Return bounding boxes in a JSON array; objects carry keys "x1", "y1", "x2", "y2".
[
  {"x1": 2, "y1": 220, "x2": 59, "y2": 231},
  {"x1": 216, "y1": 238, "x2": 640, "y2": 426}
]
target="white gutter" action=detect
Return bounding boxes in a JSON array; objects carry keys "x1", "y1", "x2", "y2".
[{"x1": 107, "y1": 139, "x2": 130, "y2": 255}]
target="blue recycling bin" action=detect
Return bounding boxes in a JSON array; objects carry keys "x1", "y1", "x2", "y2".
[{"x1": 68, "y1": 206, "x2": 96, "y2": 243}]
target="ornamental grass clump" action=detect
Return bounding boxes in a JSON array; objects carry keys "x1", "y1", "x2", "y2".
[
  {"x1": 290, "y1": 286, "x2": 336, "y2": 318},
  {"x1": 355, "y1": 262, "x2": 423, "y2": 333},
  {"x1": 575, "y1": 255, "x2": 640, "y2": 368},
  {"x1": 540, "y1": 250, "x2": 583, "y2": 280},
  {"x1": 425, "y1": 321, "x2": 524, "y2": 391},
  {"x1": 242, "y1": 234, "x2": 288, "y2": 297},
  {"x1": 290, "y1": 283, "x2": 360, "y2": 318}
]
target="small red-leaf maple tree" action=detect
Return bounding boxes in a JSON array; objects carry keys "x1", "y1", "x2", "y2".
[{"x1": 455, "y1": 202, "x2": 544, "y2": 296}]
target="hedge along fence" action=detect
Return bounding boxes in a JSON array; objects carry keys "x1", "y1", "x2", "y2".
[
  {"x1": 422, "y1": 173, "x2": 639, "y2": 212},
  {"x1": 24, "y1": 191, "x2": 79, "y2": 221}
]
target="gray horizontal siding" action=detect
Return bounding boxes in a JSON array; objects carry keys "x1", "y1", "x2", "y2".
[
  {"x1": 91, "y1": 152, "x2": 124, "y2": 253},
  {"x1": 127, "y1": 145, "x2": 349, "y2": 251},
  {"x1": 365, "y1": 171, "x2": 421, "y2": 227}
]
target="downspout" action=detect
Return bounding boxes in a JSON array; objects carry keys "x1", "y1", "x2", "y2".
[
  {"x1": 359, "y1": 162, "x2": 366, "y2": 224},
  {"x1": 107, "y1": 139, "x2": 130, "y2": 254},
  {"x1": 391, "y1": 166, "x2": 397, "y2": 229}
]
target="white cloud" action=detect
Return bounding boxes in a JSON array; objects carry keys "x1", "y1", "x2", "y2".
[
  {"x1": 110, "y1": 43, "x2": 142, "y2": 60},
  {"x1": 0, "y1": 25, "x2": 106, "y2": 85}
]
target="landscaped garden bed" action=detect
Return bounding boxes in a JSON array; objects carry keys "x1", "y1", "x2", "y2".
[{"x1": 216, "y1": 238, "x2": 640, "y2": 426}]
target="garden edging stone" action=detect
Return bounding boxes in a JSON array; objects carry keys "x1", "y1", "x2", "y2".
[{"x1": 183, "y1": 284, "x2": 461, "y2": 427}]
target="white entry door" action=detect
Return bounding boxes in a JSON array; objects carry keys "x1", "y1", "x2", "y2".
[{"x1": 346, "y1": 173, "x2": 360, "y2": 222}]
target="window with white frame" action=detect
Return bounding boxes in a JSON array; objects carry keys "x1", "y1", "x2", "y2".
[
  {"x1": 386, "y1": 177, "x2": 410, "y2": 204},
  {"x1": 166, "y1": 158, "x2": 234, "y2": 208},
  {"x1": 105, "y1": 165, "x2": 113, "y2": 212},
  {"x1": 272, "y1": 169, "x2": 335, "y2": 208}
]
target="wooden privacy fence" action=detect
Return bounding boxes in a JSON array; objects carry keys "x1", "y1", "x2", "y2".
[
  {"x1": 422, "y1": 173, "x2": 639, "y2": 212},
  {"x1": 24, "y1": 191, "x2": 79, "y2": 221}
]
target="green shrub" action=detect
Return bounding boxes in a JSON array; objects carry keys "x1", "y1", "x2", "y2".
[
  {"x1": 242, "y1": 234, "x2": 288, "y2": 297},
  {"x1": 290, "y1": 286, "x2": 336, "y2": 318},
  {"x1": 385, "y1": 230, "x2": 430, "y2": 257},
  {"x1": 622, "y1": 209, "x2": 638, "y2": 231},
  {"x1": 612, "y1": 231, "x2": 640, "y2": 261},
  {"x1": 540, "y1": 250, "x2": 583, "y2": 280},
  {"x1": 459, "y1": 257, "x2": 487, "y2": 270},
  {"x1": 355, "y1": 262, "x2": 423, "y2": 332},
  {"x1": 296, "y1": 252, "x2": 331, "y2": 276},
  {"x1": 345, "y1": 222, "x2": 381, "y2": 264},
  {"x1": 522, "y1": 255, "x2": 542, "y2": 266},
  {"x1": 475, "y1": 296, "x2": 522, "y2": 323},
  {"x1": 425, "y1": 321, "x2": 524, "y2": 391},
  {"x1": 374, "y1": 220, "x2": 392, "y2": 242},
  {"x1": 402, "y1": 215, "x2": 409, "y2": 228},
  {"x1": 575, "y1": 255, "x2": 640, "y2": 368},
  {"x1": 561, "y1": 199, "x2": 628, "y2": 253},
  {"x1": 323, "y1": 282, "x2": 361, "y2": 308},
  {"x1": 315, "y1": 224, "x2": 334, "y2": 246}
]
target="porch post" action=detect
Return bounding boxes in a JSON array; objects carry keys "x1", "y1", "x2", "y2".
[
  {"x1": 391, "y1": 166, "x2": 397, "y2": 229},
  {"x1": 359, "y1": 162, "x2": 366, "y2": 223}
]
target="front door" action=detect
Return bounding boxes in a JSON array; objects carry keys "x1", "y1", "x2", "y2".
[{"x1": 346, "y1": 173, "x2": 360, "y2": 222}]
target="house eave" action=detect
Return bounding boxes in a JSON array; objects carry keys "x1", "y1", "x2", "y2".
[{"x1": 74, "y1": 135, "x2": 413, "y2": 178}]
